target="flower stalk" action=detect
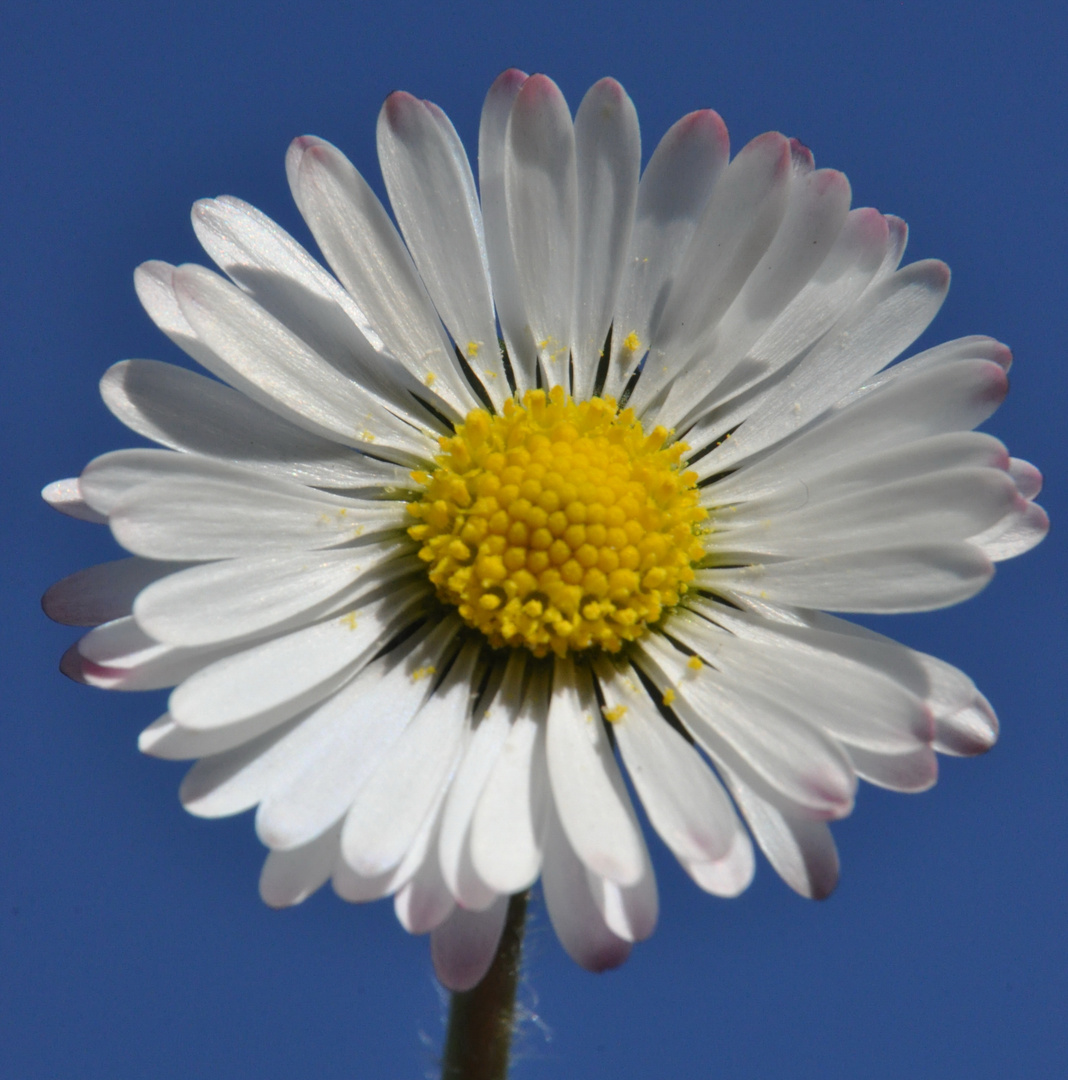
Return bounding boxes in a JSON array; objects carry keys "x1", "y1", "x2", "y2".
[{"x1": 441, "y1": 892, "x2": 529, "y2": 1080}]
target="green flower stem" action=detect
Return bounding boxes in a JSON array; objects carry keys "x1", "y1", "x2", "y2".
[{"x1": 441, "y1": 892, "x2": 529, "y2": 1080}]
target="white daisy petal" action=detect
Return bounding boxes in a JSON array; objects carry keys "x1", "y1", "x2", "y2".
[
  {"x1": 190, "y1": 196, "x2": 461, "y2": 430},
  {"x1": 636, "y1": 633, "x2": 857, "y2": 819},
  {"x1": 845, "y1": 744, "x2": 939, "y2": 793},
  {"x1": 604, "y1": 109, "x2": 729, "y2": 400},
  {"x1": 696, "y1": 354, "x2": 1009, "y2": 484},
  {"x1": 702, "y1": 258, "x2": 951, "y2": 469},
  {"x1": 438, "y1": 653, "x2": 526, "y2": 910},
  {"x1": 505, "y1": 74, "x2": 579, "y2": 390},
  {"x1": 683, "y1": 828, "x2": 756, "y2": 899},
  {"x1": 133, "y1": 542, "x2": 408, "y2": 647},
  {"x1": 659, "y1": 165, "x2": 854, "y2": 430},
  {"x1": 42, "y1": 478, "x2": 108, "y2": 524},
  {"x1": 138, "y1": 711, "x2": 279, "y2": 761},
  {"x1": 541, "y1": 799, "x2": 631, "y2": 972},
  {"x1": 714, "y1": 467, "x2": 1022, "y2": 559},
  {"x1": 479, "y1": 68, "x2": 535, "y2": 391},
  {"x1": 969, "y1": 499, "x2": 1049, "y2": 561},
  {"x1": 179, "y1": 713, "x2": 310, "y2": 819},
  {"x1": 587, "y1": 867, "x2": 659, "y2": 944},
  {"x1": 570, "y1": 78, "x2": 640, "y2": 399},
  {"x1": 700, "y1": 543, "x2": 993, "y2": 613},
  {"x1": 720, "y1": 761, "x2": 841, "y2": 900},
  {"x1": 469, "y1": 667, "x2": 551, "y2": 895},
  {"x1": 259, "y1": 823, "x2": 341, "y2": 908},
  {"x1": 431, "y1": 894, "x2": 510, "y2": 992},
  {"x1": 546, "y1": 657, "x2": 648, "y2": 887},
  {"x1": 66, "y1": 617, "x2": 234, "y2": 692},
  {"x1": 287, "y1": 136, "x2": 479, "y2": 415},
  {"x1": 101, "y1": 360, "x2": 411, "y2": 490},
  {"x1": 631, "y1": 131, "x2": 793, "y2": 412},
  {"x1": 594, "y1": 656, "x2": 743, "y2": 863},
  {"x1": 92, "y1": 456, "x2": 407, "y2": 560},
  {"x1": 1008, "y1": 457, "x2": 1043, "y2": 500},
  {"x1": 183, "y1": 617, "x2": 458, "y2": 823},
  {"x1": 377, "y1": 92, "x2": 506, "y2": 406},
  {"x1": 395, "y1": 846, "x2": 458, "y2": 935},
  {"x1": 172, "y1": 263, "x2": 436, "y2": 459},
  {"x1": 679, "y1": 599, "x2": 932, "y2": 752},
  {"x1": 170, "y1": 583, "x2": 426, "y2": 736},
  {"x1": 338, "y1": 642, "x2": 481, "y2": 874},
  {"x1": 134, "y1": 259, "x2": 233, "y2": 377},
  {"x1": 44, "y1": 556, "x2": 186, "y2": 627},
  {"x1": 870, "y1": 213, "x2": 909, "y2": 284}
]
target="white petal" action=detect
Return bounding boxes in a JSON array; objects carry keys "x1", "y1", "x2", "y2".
[
  {"x1": 570, "y1": 78, "x2": 640, "y2": 398},
  {"x1": 699, "y1": 543, "x2": 994, "y2": 613},
  {"x1": 713, "y1": 467, "x2": 1022, "y2": 559},
  {"x1": 190, "y1": 196, "x2": 459, "y2": 430},
  {"x1": 44, "y1": 557, "x2": 185, "y2": 627},
  {"x1": 1008, "y1": 457, "x2": 1043, "y2": 500},
  {"x1": 287, "y1": 136, "x2": 480, "y2": 415},
  {"x1": 66, "y1": 617, "x2": 232, "y2": 692},
  {"x1": 438, "y1": 654, "x2": 525, "y2": 910},
  {"x1": 695, "y1": 354, "x2": 1010, "y2": 483},
  {"x1": 683, "y1": 828, "x2": 756, "y2": 898},
  {"x1": 478, "y1": 68, "x2": 536, "y2": 391},
  {"x1": 139, "y1": 711, "x2": 270, "y2": 761},
  {"x1": 631, "y1": 131, "x2": 792, "y2": 412},
  {"x1": 594, "y1": 657, "x2": 742, "y2": 862},
  {"x1": 587, "y1": 867, "x2": 659, "y2": 944},
  {"x1": 430, "y1": 894, "x2": 509, "y2": 991},
  {"x1": 969, "y1": 499, "x2": 1049, "y2": 561},
  {"x1": 179, "y1": 712, "x2": 309, "y2": 818},
  {"x1": 100, "y1": 360, "x2": 411, "y2": 490},
  {"x1": 92, "y1": 454, "x2": 407, "y2": 560},
  {"x1": 541, "y1": 800, "x2": 631, "y2": 972},
  {"x1": 505, "y1": 74, "x2": 578, "y2": 390},
  {"x1": 702, "y1": 258, "x2": 951, "y2": 470},
  {"x1": 338, "y1": 643, "x2": 481, "y2": 874},
  {"x1": 933, "y1": 693, "x2": 999, "y2": 757},
  {"x1": 845, "y1": 744, "x2": 938, "y2": 793},
  {"x1": 42, "y1": 478, "x2": 107, "y2": 524},
  {"x1": 722, "y1": 762, "x2": 840, "y2": 899},
  {"x1": 714, "y1": 429, "x2": 1011, "y2": 507},
  {"x1": 636, "y1": 632, "x2": 857, "y2": 819},
  {"x1": 134, "y1": 542, "x2": 406, "y2": 647},
  {"x1": 469, "y1": 667, "x2": 551, "y2": 894},
  {"x1": 546, "y1": 657, "x2": 647, "y2": 886},
  {"x1": 169, "y1": 583, "x2": 425, "y2": 733},
  {"x1": 679, "y1": 599, "x2": 932, "y2": 752},
  {"x1": 134, "y1": 259, "x2": 234, "y2": 379},
  {"x1": 741, "y1": 605, "x2": 999, "y2": 758},
  {"x1": 259, "y1": 824, "x2": 340, "y2": 907},
  {"x1": 377, "y1": 92, "x2": 507, "y2": 406},
  {"x1": 395, "y1": 841, "x2": 457, "y2": 935},
  {"x1": 181, "y1": 618, "x2": 458, "y2": 821},
  {"x1": 173, "y1": 263, "x2": 435, "y2": 459},
  {"x1": 604, "y1": 109, "x2": 729, "y2": 400},
  {"x1": 660, "y1": 166, "x2": 853, "y2": 430}
]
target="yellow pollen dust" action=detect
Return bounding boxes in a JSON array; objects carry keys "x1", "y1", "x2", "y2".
[{"x1": 406, "y1": 386, "x2": 707, "y2": 657}]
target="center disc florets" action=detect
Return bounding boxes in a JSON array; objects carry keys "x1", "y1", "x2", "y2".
[{"x1": 407, "y1": 386, "x2": 708, "y2": 657}]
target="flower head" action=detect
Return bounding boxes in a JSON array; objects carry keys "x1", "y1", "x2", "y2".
[{"x1": 44, "y1": 70, "x2": 1047, "y2": 991}]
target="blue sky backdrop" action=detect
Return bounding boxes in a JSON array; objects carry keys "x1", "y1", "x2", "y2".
[{"x1": 3, "y1": 2, "x2": 1066, "y2": 1077}]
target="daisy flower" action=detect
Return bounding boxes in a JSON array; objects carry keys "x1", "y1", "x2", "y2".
[{"x1": 44, "y1": 70, "x2": 1047, "y2": 992}]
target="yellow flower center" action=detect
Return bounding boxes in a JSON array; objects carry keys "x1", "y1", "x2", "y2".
[{"x1": 406, "y1": 387, "x2": 707, "y2": 658}]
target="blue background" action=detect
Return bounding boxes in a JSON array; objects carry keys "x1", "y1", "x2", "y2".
[{"x1": 3, "y1": 2, "x2": 1065, "y2": 1077}]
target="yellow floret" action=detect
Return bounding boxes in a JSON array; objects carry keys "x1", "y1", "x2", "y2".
[{"x1": 406, "y1": 386, "x2": 708, "y2": 657}]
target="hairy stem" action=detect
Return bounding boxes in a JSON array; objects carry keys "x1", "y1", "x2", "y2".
[{"x1": 441, "y1": 892, "x2": 529, "y2": 1080}]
